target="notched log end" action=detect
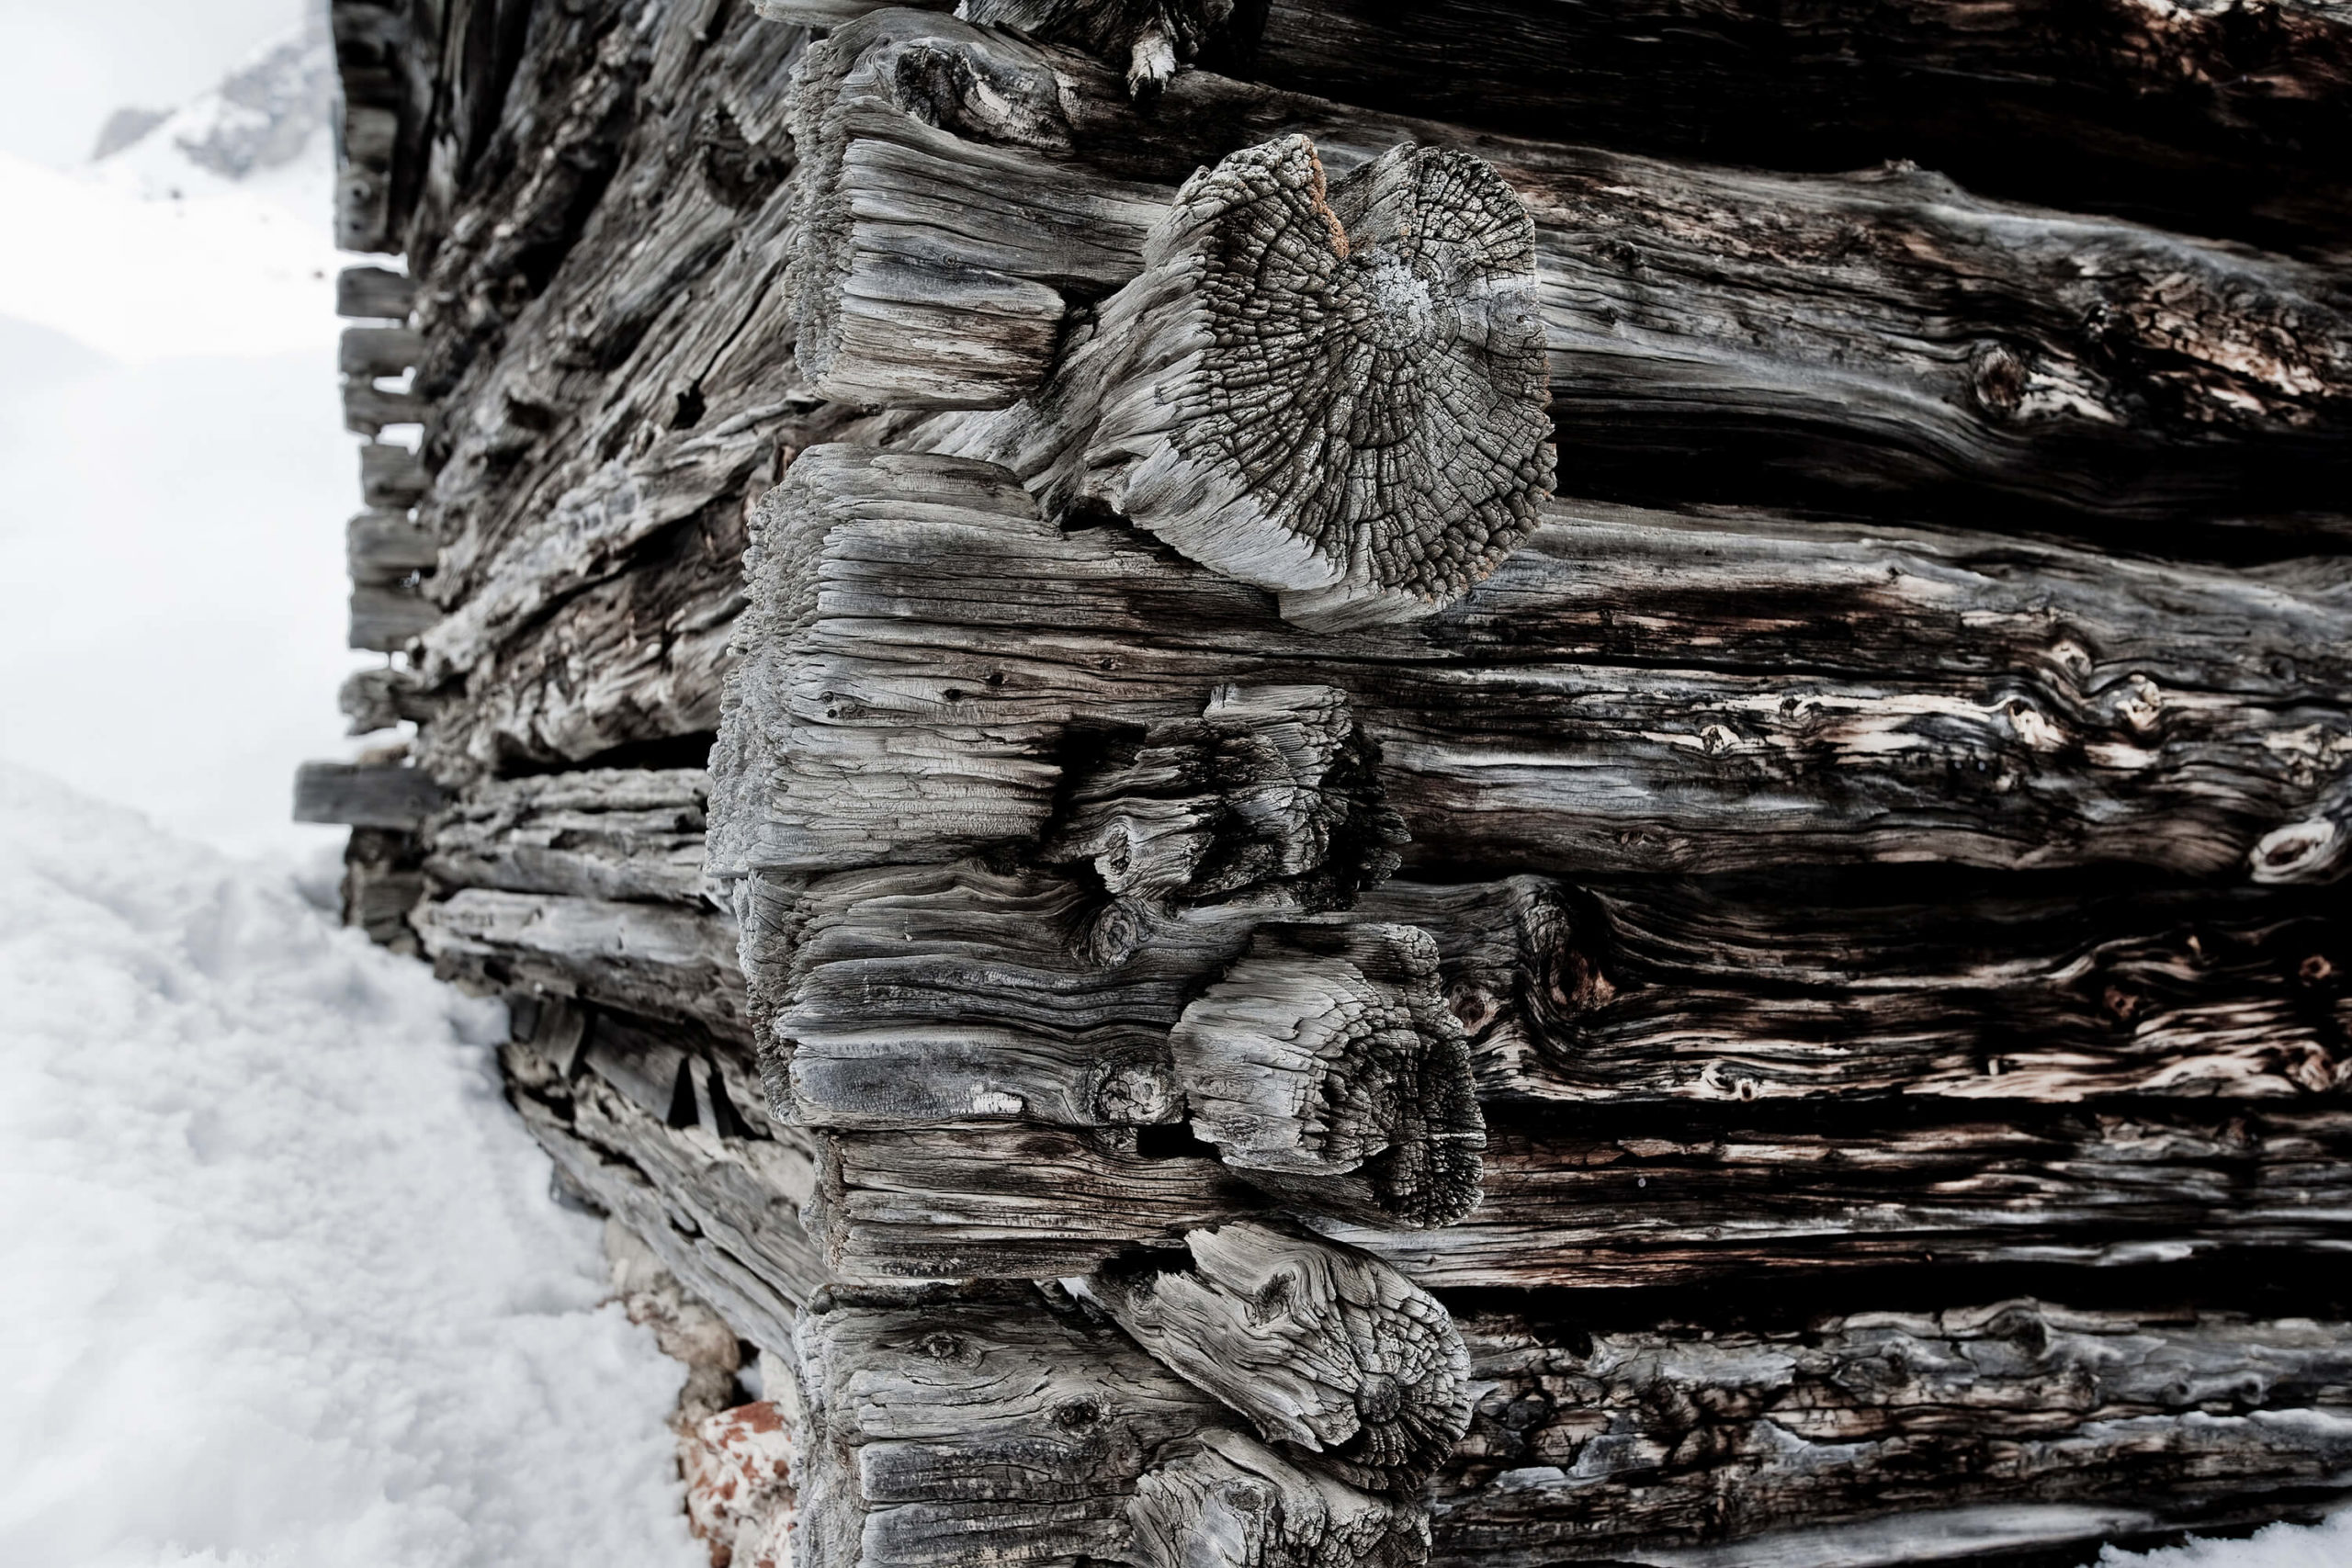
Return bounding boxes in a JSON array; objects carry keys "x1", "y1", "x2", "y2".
[
  {"x1": 1091, "y1": 135, "x2": 1554, "y2": 631},
  {"x1": 1044, "y1": 683, "x2": 1408, "y2": 913},
  {"x1": 1091, "y1": 1221, "x2": 1472, "y2": 1493},
  {"x1": 1172, "y1": 922, "x2": 1485, "y2": 1230},
  {"x1": 1130, "y1": 1428, "x2": 1430, "y2": 1568}
]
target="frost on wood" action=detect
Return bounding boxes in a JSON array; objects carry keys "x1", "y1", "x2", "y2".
[
  {"x1": 1172, "y1": 922, "x2": 1485, "y2": 1228},
  {"x1": 1049, "y1": 136, "x2": 1555, "y2": 630},
  {"x1": 1086, "y1": 1221, "x2": 1474, "y2": 1491}
]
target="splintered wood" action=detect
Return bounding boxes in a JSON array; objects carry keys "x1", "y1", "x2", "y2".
[{"x1": 310, "y1": 0, "x2": 2352, "y2": 1562}]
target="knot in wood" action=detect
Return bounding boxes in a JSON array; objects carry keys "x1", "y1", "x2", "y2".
[
  {"x1": 1099, "y1": 135, "x2": 1554, "y2": 630},
  {"x1": 1171, "y1": 923, "x2": 1485, "y2": 1229},
  {"x1": 1127, "y1": 1428, "x2": 1430, "y2": 1568}
]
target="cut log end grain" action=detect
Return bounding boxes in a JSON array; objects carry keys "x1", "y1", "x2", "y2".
[
  {"x1": 1087, "y1": 1220, "x2": 1475, "y2": 1492},
  {"x1": 1173, "y1": 922, "x2": 1487, "y2": 1230},
  {"x1": 1086, "y1": 136, "x2": 1555, "y2": 630},
  {"x1": 1131, "y1": 1428, "x2": 1434, "y2": 1568}
]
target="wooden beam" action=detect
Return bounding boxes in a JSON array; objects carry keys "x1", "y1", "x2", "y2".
[
  {"x1": 421, "y1": 768, "x2": 712, "y2": 906},
  {"x1": 345, "y1": 510, "x2": 436, "y2": 586},
  {"x1": 357, "y1": 441, "x2": 428, "y2": 510},
  {"x1": 347, "y1": 581, "x2": 437, "y2": 652},
  {"x1": 789, "y1": 14, "x2": 2352, "y2": 534},
  {"x1": 291, "y1": 760, "x2": 449, "y2": 829},
  {"x1": 707, "y1": 444, "x2": 2352, "y2": 886},
  {"x1": 415, "y1": 887, "x2": 748, "y2": 1038},
  {"x1": 334, "y1": 265, "x2": 416, "y2": 321}
]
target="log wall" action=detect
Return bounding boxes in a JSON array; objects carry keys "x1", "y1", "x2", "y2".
[{"x1": 305, "y1": 0, "x2": 2352, "y2": 1562}]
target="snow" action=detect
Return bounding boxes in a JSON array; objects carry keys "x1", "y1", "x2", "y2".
[
  {"x1": 2103, "y1": 1516, "x2": 2352, "y2": 1568},
  {"x1": 0, "y1": 764, "x2": 706, "y2": 1568}
]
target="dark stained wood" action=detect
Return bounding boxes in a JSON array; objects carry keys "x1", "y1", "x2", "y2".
[
  {"x1": 292, "y1": 760, "x2": 450, "y2": 829},
  {"x1": 335, "y1": 264, "x2": 416, "y2": 321}
]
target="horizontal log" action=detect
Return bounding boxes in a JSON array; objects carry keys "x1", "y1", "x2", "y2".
[
  {"x1": 503, "y1": 999, "x2": 820, "y2": 1351},
  {"x1": 794, "y1": 15, "x2": 2352, "y2": 533},
  {"x1": 291, "y1": 760, "x2": 449, "y2": 829},
  {"x1": 339, "y1": 666, "x2": 436, "y2": 736},
  {"x1": 357, "y1": 441, "x2": 427, "y2": 510},
  {"x1": 340, "y1": 325, "x2": 423, "y2": 379},
  {"x1": 415, "y1": 886, "x2": 747, "y2": 1038},
  {"x1": 335, "y1": 265, "x2": 415, "y2": 322},
  {"x1": 811, "y1": 1108, "x2": 2352, "y2": 1287},
  {"x1": 342, "y1": 378, "x2": 426, "y2": 436},
  {"x1": 784, "y1": 1281, "x2": 2352, "y2": 1567},
  {"x1": 769, "y1": 859, "x2": 2352, "y2": 1134},
  {"x1": 762, "y1": 0, "x2": 2352, "y2": 254},
  {"x1": 347, "y1": 581, "x2": 437, "y2": 651},
  {"x1": 708, "y1": 444, "x2": 2352, "y2": 886},
  {"x1": 421, "y1": 768, "x2": 712, "y2": 905},
  {"x1": 345, "y1": 509, "x2": 436, "y2": 586}
]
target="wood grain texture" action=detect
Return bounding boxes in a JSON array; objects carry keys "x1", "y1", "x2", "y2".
[
  {"x1": 1082, "y1": 1221, "x2": 1475, "y2": 1490},
  {"x1": 421, "y1": 767, "x2": 712, "y2": 904},
  {"x1": 416, "y1": 886, "x2": 747, "y2": 1036},
  {"x1": 752, "y1": 0, "x2": 2352, "y2": 253},
  {"x1": 334, "y1": 264, "x2": 416, "y2": 321},
  {"x1": 791, "y1": 14, "x2": 2352, "y2": 534},
  {"x1": 707, "y1": 443, "x2": 2352, "y2": 886},
  {"x1": 812, "y1": 1108, "x2": 2352, "y2": 1288}
]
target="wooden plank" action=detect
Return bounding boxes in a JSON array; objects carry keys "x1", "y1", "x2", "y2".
[
  {"x1": 339, "y1": 325, "x2": 423, "y2": 379},
  {"x1": 415, "y1": 886, "x2": 748, "y2": 1038},
  {"x1": 345, "y1": 509, "x2": 436, "y2": 586},
  {"x1": 421, "y1": 768, "x2": 712, "y2": 905},
  {"x1": 291, "y1": 760, "x2": 449, "y2": 829},
  {"x1": 347, "y1": 581, "x2": 437, "y2": 651},
  {"x1": 357, "y1": 441, "x2": 428, "y2": 510}
]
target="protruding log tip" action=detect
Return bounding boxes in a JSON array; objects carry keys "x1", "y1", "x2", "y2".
[
  {"x1": 1172, "y1": 923, "x2": 1485, "y2": 1229},
  {"x1": 1130, "y1": 1428, "x2": 1431, "y2": 1568},
  {"x1": 1045, "y1": 683, "x2": 1408, "y2": 911},
  {"x1": 1091, "y1": 136, "x2": 1554, "y2": 630},
  {"x1": 1088, "y1": 1221, "x2": 1472, "y2": 1493}
]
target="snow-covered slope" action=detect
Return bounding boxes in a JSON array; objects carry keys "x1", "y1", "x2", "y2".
[{"x1": 0, "y1": 766, "x2": 705, "y2": 1568}]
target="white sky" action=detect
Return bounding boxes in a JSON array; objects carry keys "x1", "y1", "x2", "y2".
[{"x1": 0, "y1": 0, "x2": 312, "y2": 165}]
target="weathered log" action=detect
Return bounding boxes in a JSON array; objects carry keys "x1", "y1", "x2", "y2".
[
  {"x1": 1082, "y1": 1221, "x2": 1474, "y2": 1490},
  {"x1": 291, "y1": 759, "x2": 449, "y2": 829},
  {"x1": 357, "y1": 440, "x2": 428, "y2": 510},
  {"x1": 783, "y1": 1280, "x2": 2352, "y2": 1568},
  {"x1": 348, "y1": 582, "x2": 437, "y2": 651},
  {"x1": 415, "y1": 886, "x2": 747, "y2": 1038},
  {"x1": 343, "y1": 378, "x2": 426, "y2": 435},
  {"x1": 1436, "y1": 1298, "x2": 2352, "y2": 1566},
  {"x1": 1171, "y1": 923, "x2": 1485, "y2": 1229},
  {"x1": 335, "y1": 264, "x2": 416, "y2": 321},
  {"x1": 791, "y1": 15, "x2": 2352, "y2": 534},
  {"x1": 421, "y1": 767, "x2": 711, "y2": 905},
  {"x1": 772, "y1": 860, "x2": 2352, "y2": 1122},
  {"x1": 759, "y1": 0, "x2": 2352, "y2": 254},
  {"x1": 707, "y1": 444, "x2": 2352, "y2": 886},
  {"x1": 345, "y1": 509, "x2": 436, "y2": 586},
  {"x1": 812, "y1": 1108, "x2": 2352, "y2": 1287},
  {"x1": 1131, "y1": 1428, "x2": 1431, "y2": 1568},
  {"x1": 503, "y1": 998, "x2": 820, "y2": 1350},
  {"x1": 340, "y1": 324, "x2": 423, "y2": 380},
  {"x1": 341, "y1": 825, "x2": 424, "y2": 950},
  {"x1": 919, "y1": 135, "x2": 1555, "y2": 626},
  {"x1": 339, "y1": 665, "x2": 436, "y2": 735}
]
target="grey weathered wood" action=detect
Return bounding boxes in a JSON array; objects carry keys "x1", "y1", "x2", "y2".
[
  {"x1": 339, "y1": 666, "x2": 435, "y2": 735},
  {"x1": 422, "y1": 768, "x2": 711, "y2": 905},
  {"x1": 335, "y1": 264, "x2": 416, "y2": 321},
  {"x1": 812, "y1": 1109, "x2": 2352, "y2": 1287},
  {"x1": 707, "y1": 444, "x2": 2352, "y2": 887},
  {"x1": 790, "y1": 15, "x2": 2352, "y2": 533},
  {"x1": 291, "y1": 759, "x2": 449, "y2": 829},
  {"x1": 1435, "y1": 1299, "x2": 2352, "y2": 1565},
  {"x1": 343, "y1": 378, "x2": 426, "y2": 435},
  {"x1": 345, "y1": 509, "x2": 436, "y2": 586},
  {"x1": 416, "y1": 886, "x2": 747, "y2": 1037},
  {"x1": 348, "y1": 582, "x2": 437, "y2": 651},
  {"x1": 1172, "y1": 922, "x2": 1485, "y2": 1230},
  {"x1": 768, "y1": 859, "x2": 2352, "y2": 1133},
  {"x1": 341, "y1": 825, "x2": 423, "y2": 950},
  {"x1": 503, "y1": 999, "x2": 820, "y2": 1351},
  {"x1": 783, "y1": 1283, "x2": 2352, "y2": 1568},
  {"x1": 1130, "y1": 1428, "x2": 1430, "y2": 1568},
  {"x1": 357, "y1": 441, "x2": 427, "y2": 510},
  {"x1": 755, "y1": 0, "x2": 2352, "y2": 254},
  {"x1": 340, "y1": 325, "x2": 423, "y2": 379},
  {"x1": 1082, "y1": 1220, "x2": 1474, "y2": 1490}
]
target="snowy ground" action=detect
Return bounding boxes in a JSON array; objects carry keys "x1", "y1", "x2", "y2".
[{"x1": 0, "y1": 765, "x2": 706, "y2": 1567}]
